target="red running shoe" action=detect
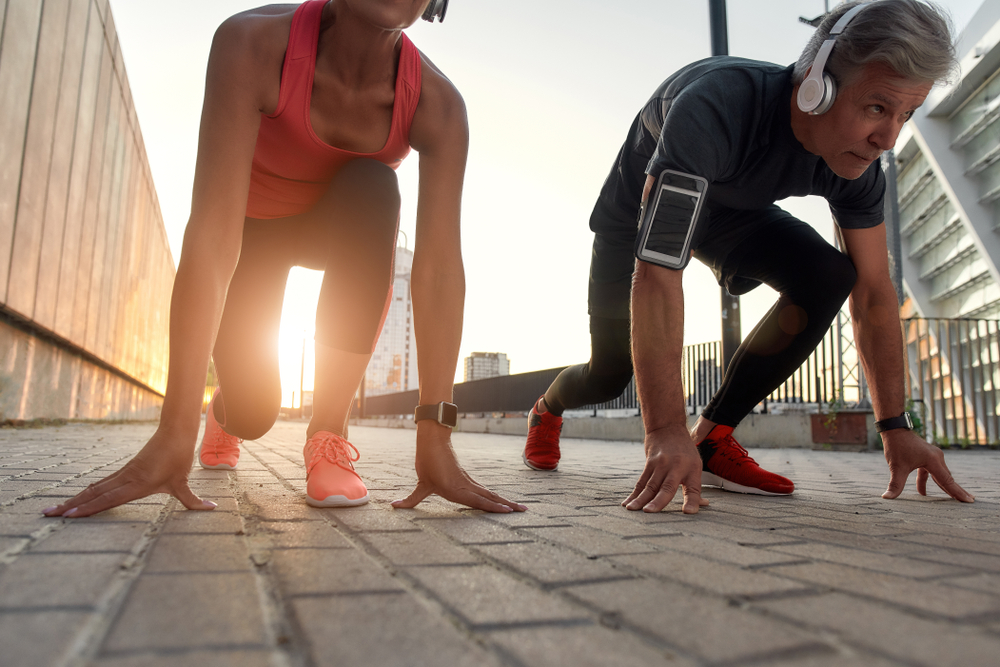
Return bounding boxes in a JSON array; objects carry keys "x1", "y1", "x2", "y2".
[
  {"x1": 697, "y1": 425, "x2": 794, "y2": 495},
  {"x1": 199, "y1": 389, "x2": 242, "y2": 470},
  {"x1": 523, "y1": 397, "x2": 562, "y2": 471}
]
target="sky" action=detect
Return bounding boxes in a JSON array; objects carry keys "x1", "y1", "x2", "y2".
[{"x1": 107, "y1": 0, "x2": 985, "y2": 404}]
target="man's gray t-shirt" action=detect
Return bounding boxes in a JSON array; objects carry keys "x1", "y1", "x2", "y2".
[{"x1": 592, "y1": 57, "x2": 886, "y2": 246}]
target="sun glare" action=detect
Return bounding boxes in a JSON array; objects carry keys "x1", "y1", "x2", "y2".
[{"x1": 278, "y1": 268, "x2": 323, "y2": 408}]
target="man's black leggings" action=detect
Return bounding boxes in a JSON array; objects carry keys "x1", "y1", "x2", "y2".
[
  {"x1": 544, "y1": 214, "x2": 858, "y2": 426},
  {"x1": 212, "y1": 159, "x2": 400, "y2": 439}
]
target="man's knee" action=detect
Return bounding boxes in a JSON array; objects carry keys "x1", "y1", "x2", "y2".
[
  {"x1": 789, "y1": 246, "x2": 857, "y2": 314},
  {"x1": 818, "y1": 249, "x2": 858, "y2": 306},
  {"x1": 590, "y1": 369, "x2": 634, "y2": 403}
]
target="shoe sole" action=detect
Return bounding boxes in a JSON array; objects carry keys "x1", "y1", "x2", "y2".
[
  {"x1": 199, "y1": 461, "x2": 237, "y2": 470},
  {"x1": 522, "y1": 452, "x2": 557, "y2": 471},
  {"x1": 306, "y1": 493, "x2": 370, "y2": 508},
  {"x1": 701, "y1": 472, "x2": 793, "y2": 496},
  {"x1": 197, "y1": 444, "x2": 238, "y2": 470}
]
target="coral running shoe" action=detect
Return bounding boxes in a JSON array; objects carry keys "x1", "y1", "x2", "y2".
[
  {"x1": 697, "y1": 425, "x2": 794, "y2": 496},
  {"x1": 303, "y1": 431, "x2": 369, "y2": 507},
  {"x1": 523, "y1": 397, "x2": 562, "y2": 471},
  {"x1": 199, "y1": 389, "x2": 242, "y2": 470}
]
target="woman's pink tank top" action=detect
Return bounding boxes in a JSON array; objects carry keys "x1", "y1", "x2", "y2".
[{"x1": 246, "y1": 0, "x2": 421, "y2": 219}]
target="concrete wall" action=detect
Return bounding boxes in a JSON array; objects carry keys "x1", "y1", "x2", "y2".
[
  {"x1": 0, "y1": 0, "x2": 173, "y2": 419},
  {"x1": 0, "y1": 317, "x2": 160, "y2": 420}
]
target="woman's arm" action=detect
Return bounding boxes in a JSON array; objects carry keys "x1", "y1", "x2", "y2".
[
  {"x1": 45, "y1": 16, "x2": 274, "y2": 517},
  {"x1": 391, "y1": 60, "x2": 525, "y2": 513}
]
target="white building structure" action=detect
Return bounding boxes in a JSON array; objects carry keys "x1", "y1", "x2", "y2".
[
  {"x1": 894, "y1": 1, "x2": 1000, "y2": 318},
  {"x1": 364, "y1": 246, "x2": 419, "y2": 396},
  {"x1": 464, "y1": 352, "x2": 510, "y2": 382}
]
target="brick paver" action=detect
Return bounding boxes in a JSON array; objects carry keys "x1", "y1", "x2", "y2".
[{"x1": 1, "y1": 420, "x2": 999, "y2": 666}]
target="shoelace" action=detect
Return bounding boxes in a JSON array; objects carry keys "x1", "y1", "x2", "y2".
[
  {"x1": 307, "y1": 433, "x2": 360, "y2": 474},
  {"x1": 527, "y1": 413, "x2": 562, "y2": 452},
  {"x1": 207, "y1": 426, "x2": 242, "y2": 454},
  {"x1": 715, "y1": 434, "x2": 758, "y2": 466}
]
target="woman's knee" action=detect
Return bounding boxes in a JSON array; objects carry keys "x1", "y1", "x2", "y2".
[
  {"x1": 331, "y1": 159, "x2": 400, "y2": 211},
  {"x1": 216, "y1": 391, "x2": 279, "y2": 441}
]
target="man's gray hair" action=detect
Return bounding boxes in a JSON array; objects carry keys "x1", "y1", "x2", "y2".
[{"x1": 793, "y1": 0, "x2": 956, "y2": 87}]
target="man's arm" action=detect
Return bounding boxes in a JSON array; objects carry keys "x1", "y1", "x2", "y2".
[
  {"x1": 623, "y1": 260, "x2": 704, "y2": 513},
  {"x1": 620, "y1": 176, "x2": 704, "y2": 514},
  {"x1": 840, "y1": 224, "x2": 974, "y2": 502}
]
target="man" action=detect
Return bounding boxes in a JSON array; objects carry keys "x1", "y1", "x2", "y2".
[{"x1": 522, "y1": 0, "x2": 975, "y2": 512}]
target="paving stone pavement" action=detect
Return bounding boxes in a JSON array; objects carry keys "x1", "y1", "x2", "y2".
[{"x1": 1, "y1": 420, "x2": 999, "y2": 667}]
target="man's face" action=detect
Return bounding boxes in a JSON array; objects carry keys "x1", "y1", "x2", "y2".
[{"x1": 808, "y1": 64, "x2": 933, "y2": 180}]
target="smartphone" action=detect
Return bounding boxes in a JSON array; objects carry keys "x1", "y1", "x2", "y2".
[{"x1": 634, "y1": 169, "x2": 708, "y2": 270}]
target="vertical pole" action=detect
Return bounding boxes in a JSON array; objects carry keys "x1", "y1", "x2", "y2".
[
  {"x1": 709, "y1": 0, "x2": 741, "y2": 372},
  {"x1": 299, "y1": 334, "x2": 306, "y2": 420},
  {"x1": 709, "y1": 0, "x2": 729, "y2": 55},
  {"x1": 988, "y1": 321, "x2": 999, "y2": 442},
  {"x1": 882, "y1": 151, "x2": 905, "y2": 307}
]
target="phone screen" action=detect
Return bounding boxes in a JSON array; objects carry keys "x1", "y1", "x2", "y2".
[
  {"x1": 635, "y1": 170, "x2": 707, "y2": 269},
  {"x1": 645, "y1": 185, "x2": 700, "y2": 260}
]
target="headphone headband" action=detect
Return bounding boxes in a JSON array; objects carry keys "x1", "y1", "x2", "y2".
[
  {"x1": 797, "y1": 2, "x2": 870, "y2": 115},
  {"x1": 422, "y1": 0, "x2": 448, "y2": 23}
]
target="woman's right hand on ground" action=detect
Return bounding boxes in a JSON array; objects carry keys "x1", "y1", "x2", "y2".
[
  {"x1": 42, "y1": 430, "x2": 217, "y2": 518},
  {"x1": 392, "y1": 422, "x2": 527, "y2": 513}
]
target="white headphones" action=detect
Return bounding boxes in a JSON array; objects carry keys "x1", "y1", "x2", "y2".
[
  {"x1": 422, "y1": 0, "x2": 448, "y2": 23},
  {"x1": 797, "y1": 3, "x2": 869, "y2": 115}
]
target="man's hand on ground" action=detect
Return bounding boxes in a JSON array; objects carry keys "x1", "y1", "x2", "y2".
[
  {"x1": 622, "y1": 425, "x2": 708, "y2": 513},
  {"x1": 881, "y1": 429, "x2": 975, "y2": 502},
  {"x1": 392, "y1": 423, "x2": 528, "y2": 513},
  {"x1": 42, "y1": 430, "x2": 216, "y2": 518}
]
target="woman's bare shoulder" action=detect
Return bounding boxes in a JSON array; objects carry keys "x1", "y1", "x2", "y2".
[
  {"x1": 416, "y1": 50, "x2": 466, "y2": 119},
  {"x1": 208, "y1": 5, "x2": 299, "y2": 110},
  {"x1": 212, "y1": 4, "x2": 297, "y2": 64},
  {"x1": 409, "y1": 49, "x2": 468, "y2": 154}
]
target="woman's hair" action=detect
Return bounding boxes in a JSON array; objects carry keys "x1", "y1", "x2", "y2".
[{"x1": 793, "y1": 0, "x2": 956, "y2": 87}]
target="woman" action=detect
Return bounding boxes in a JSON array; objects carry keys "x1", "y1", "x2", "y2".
[{"x1": 44, "y1": 0, "x2": 525, "y2": 517}]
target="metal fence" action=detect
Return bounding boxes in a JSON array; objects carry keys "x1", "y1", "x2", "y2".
[
  {"x1": 354, "y1": 315, "x2": 1000, "y2": 445},
  {"x1": 679, "y1": 310, "x2": 865, "y2": 413},
  {"x1": 904, "y1": 318, "x2": 1000, "y2": 446}
]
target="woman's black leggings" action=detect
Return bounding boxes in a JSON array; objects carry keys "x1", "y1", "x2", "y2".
[
  {"x1": 212, "y1": 159, "x2": 400, "y2": 439},
  {"x1": 544, "y1": 216, "x2": 858, "y2": 426}
]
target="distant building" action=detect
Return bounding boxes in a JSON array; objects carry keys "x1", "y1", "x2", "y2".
[
  {"x1": 894, "y1": 1, "x2": 1000, "y2": 318},
  {"x1": 364, "y1": 246, "x2": 419, "y2": 396},
  {"x1": 464, "y1": 352, "x2": 510, "y2": 382}
]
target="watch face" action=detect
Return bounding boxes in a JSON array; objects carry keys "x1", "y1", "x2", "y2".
[{"x1": 441, "y1": 402, "x2": 458, "y2": 427}]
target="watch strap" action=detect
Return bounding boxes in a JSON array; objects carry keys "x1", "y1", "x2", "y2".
[
  {"x1": 875, "y1": 412, "x2": 913, "y2": 433},
  {"x1": 414, "y1": 402, "x2": 458, "y2": 428}
]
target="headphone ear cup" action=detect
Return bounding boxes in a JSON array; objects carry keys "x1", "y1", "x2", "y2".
[
  {"x1": 813, "y1": 72, "x2": 837, "y2": 115},
  {"x1": 796, "y1": 70, "x2": 838, "y2": 115},
  {"x1": 797, "y1": 75, "x2": 824, "y2": 113}
]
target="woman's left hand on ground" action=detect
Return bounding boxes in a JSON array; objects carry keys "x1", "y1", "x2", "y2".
[
  {"x1": 881, "y1": 429, "x2": 975, "y2": 502},
  {"x1": 391, "y1": 424, "x2": 527, "y2": 513}
]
